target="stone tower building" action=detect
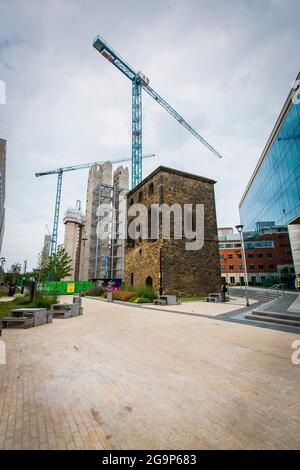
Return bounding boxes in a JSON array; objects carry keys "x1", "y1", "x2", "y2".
[{"x1": 125, "y1": 166, "x2": 221, "y2": 296}]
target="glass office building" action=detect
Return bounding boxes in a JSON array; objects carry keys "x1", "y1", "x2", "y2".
[{"x1": 239, "y1": 72, "x2": 300, "y2": 276}]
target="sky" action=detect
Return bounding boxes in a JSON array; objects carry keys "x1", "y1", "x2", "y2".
[{"x1": 0, "y1": 0, "x2": 299, "y2": 270}]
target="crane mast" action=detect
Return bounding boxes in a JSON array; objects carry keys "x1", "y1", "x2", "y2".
[
  {"x1": 36, "y1": 153, "x2": 155, "y2": 256},
  {"x1": 93, "y1": 35, "x2": 222, "y2": 188}
]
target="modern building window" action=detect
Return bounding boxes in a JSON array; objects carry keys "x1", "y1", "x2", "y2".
[
  {"x1": 249, "y1": 264, "x2": 255, "y2": 270},
  {"x1": 230, "y1": 276, "x2": 235, "y2": 284},
  {"x1": 221, "y1": 265, "x2": 225, "y2": 271},
  {"x1": 267, "y1": 253, "x2": 273, "y2": 258},
  {"x1": 269, "y1": 264, "x2": 274, "y2": 269},
  {"x1": 228, "y1": 254, "x2": 233, "y2": 259},
  {"x1": 238, "y1": 264, "x2": 243, "y2": 270},
  {"x1": 257, "y1": 253, "x2": 263, "y2": 258},
  {"x1": 237, "y1": 253, "x2": 242, "y2": 259},
  {"x1": 239, "y1": 75, "x2": 300, "y2": 284},
  {"x1": 259, "y1": 264, "x2": 265, "y2": 270},
  {"x1": 220, "y1": 254, "x2": 224, "y2": 259},
  {"x1": 248, "y1": 253, "x2": 253, "y2": 258},
  {"x1": 229, "y1": 265, "x2": 234, "y2": 270}
]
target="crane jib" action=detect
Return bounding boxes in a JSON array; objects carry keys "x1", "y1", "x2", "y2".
[{"x1": 93, "y1": 34, "x2": 223, "y2": 173}]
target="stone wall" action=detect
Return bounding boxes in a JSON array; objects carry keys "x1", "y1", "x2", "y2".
[{"x1": 124, "y1": 167, "x2": 221, "y2": 296}]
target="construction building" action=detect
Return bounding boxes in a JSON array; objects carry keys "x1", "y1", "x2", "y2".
[
  {"x1": 63, "y1": 202, "x2": 85, "y2": 281},
  {"x1": 81, "y1": 163, "x2": 129, "y2": 281},
  {"x1": 0, "y1": 138, "x2": 6, "y2": 254},
  {"x1": 219, "y1": 226, "x2": 294, "y2": 287},
  {"x1": 125, "y1": 166, "x2": 221, "y2": 296}
]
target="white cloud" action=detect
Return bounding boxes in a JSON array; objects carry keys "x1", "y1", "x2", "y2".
[{"x1": 0, "y1": 0, "x2": 299, "y2": 269}]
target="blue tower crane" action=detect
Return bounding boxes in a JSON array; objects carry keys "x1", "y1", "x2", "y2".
[
  {"x1": 36, "y1": 153, "x2": 155, "y2": 256},
  {"x1": 93, "y1": 35, "x2": 223, "y2": 188}
]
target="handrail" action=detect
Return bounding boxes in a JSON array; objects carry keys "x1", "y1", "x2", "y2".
[{"x1": 259, "y1": 283, "x2": 285, "y2": 305}]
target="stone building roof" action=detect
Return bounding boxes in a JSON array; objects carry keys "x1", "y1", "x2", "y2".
[{"x1": 127, "y1": 165, "x2": 216, "y2": 197}]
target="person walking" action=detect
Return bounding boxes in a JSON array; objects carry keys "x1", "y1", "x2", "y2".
[{"x1": 220, "y1": 283, "x2": 228, "y2": 302}]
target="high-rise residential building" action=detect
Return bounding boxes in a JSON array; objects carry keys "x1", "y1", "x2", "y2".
[
  {"x1": 0, "y1": 138, "x2": 6, "y2": 254},
  {"x1": 239, "y1": 72, "x2": 300, "y2": 278},
  {"x1": 63, "y1": 204, "x2": 85, "y2": 281},
  {"x1": 81, "y1": 163, "x2": 129, "y2": 281}
]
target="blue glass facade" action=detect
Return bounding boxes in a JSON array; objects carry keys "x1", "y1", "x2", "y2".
[{"x1": 240, "y1": 100, "x2": 300, "y2": 231}]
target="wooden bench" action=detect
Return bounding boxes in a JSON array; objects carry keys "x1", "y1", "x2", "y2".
[{"x1": 1, "y1": 317, "x2": 34, "y2": 329}]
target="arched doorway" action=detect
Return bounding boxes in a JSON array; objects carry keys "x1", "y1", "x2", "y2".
[{"x1": 146, "y1": 276, "x2": 153, "y2": 287}]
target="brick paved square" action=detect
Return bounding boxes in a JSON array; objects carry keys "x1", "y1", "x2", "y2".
[{"x1": 0, "y1": 297, "x2": 300, "y2": 449}]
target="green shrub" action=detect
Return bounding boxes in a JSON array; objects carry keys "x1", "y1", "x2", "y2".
[
  {"x1": 122, "y1": 285, "x2": 157, "y2": 301},
  {"x1": 32, "y1": 292, "x2": 57, "y2": 309},
  {"x1": 15, "y1": 294, "x2": 31, "y2": 305},
  {"x1": 85, "y1": 286, "x2": 105, "y2": 297},
  {"x1": 129, "y1": 297, "x2": 152, "y2": 304},
  {"x1": 113, "y1": 290, "x2": 138, "y2": 301}
]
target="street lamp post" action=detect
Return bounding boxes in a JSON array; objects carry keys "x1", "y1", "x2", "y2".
[
  {"x1": 21, "y1": 259, "x2": 27, "y2": 294},
  {"x1": 236, "y1": 224, "x2": 249, "y2": 307},
  {"x1": 0, "y1": 257, "x2": 5, "y2": 283}
]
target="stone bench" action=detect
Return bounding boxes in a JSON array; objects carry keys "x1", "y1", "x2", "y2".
[
  {"x1": 1, "y1": 316, "x2": 34, "y2": 329},
  {"x1": 50, "y1": 303, "x2": 82, "y2": 319},
  {"x1": 11, "y1": 308, "x2": 47, "y2": 327},
  {"x1": 206, "y1": 293, "x2": 220, "y2": 302},
  {"x1": 153, "y1": 295, "x2": 181, "y2": 306}
]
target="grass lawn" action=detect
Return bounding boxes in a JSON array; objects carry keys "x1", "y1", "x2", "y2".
[
  {"x1": 179, "y1": 296, "x2": 206, "y2": 302},
  {"x1": 0, "y1": 299, "x2": 33, "y2": 319}
]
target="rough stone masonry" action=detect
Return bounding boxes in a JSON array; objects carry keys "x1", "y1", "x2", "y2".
[{"x1": 125, "y1": 166, "x2": 221, "y2": 296}]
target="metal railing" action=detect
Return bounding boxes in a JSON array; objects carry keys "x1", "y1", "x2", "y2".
[{"x1": 258, "y1": 283, "x2": 285, "y2": 305}]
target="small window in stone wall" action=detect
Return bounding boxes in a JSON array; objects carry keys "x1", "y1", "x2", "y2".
[
  {"x1": 138, "y1": 191, "x2": 143, "y2": 202},
  {"x1": 139, "y1": 249, "x2": 142, "y2": 255},
  {"x1": 149, "y1": 182, "x2": 154, "y2": 194},
  {"x1": 146, "y1": 276, "x2": 153, "y2": 287},
  {"x1": 129, "y1": 198, "x2": 134, "y2": 206}
]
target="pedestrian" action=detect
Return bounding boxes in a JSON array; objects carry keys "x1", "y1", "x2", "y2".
[{"x1": 220, "y1": 283, "x2": 228, "y2": 302}]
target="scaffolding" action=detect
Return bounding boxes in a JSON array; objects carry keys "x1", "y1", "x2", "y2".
[{"x1": 88, "y1": 182, "x2": 127, "y2": 280}]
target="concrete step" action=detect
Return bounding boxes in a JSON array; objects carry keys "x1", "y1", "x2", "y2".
[
  {"x1": 253, "y1": 309, "x2": 300, "y2": 322},
  {"x1": 245, "y1": 313, "x2": 300, "y2": 328}
]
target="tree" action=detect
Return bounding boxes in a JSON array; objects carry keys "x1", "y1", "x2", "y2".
[
  {"x1": 5, "y1": 262, "x2": 22, "y2": 283},
  {"x1": 37, "y1": 246, "x2": 51, "y2": 281},
  {"x1": 42, "y1": 245, "x2": 72, "y2": 281}
]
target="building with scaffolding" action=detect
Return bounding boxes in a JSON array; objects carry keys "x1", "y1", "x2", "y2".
[
  {"x1": 82, "y1": 163, "x2": 128, "y2": 281},
  {"x1": 0, "y1": 138, "x2": 6, "y2": 254},
  {"x1": 63, "y1": 202, "x2": 85, "y2": 281}
]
